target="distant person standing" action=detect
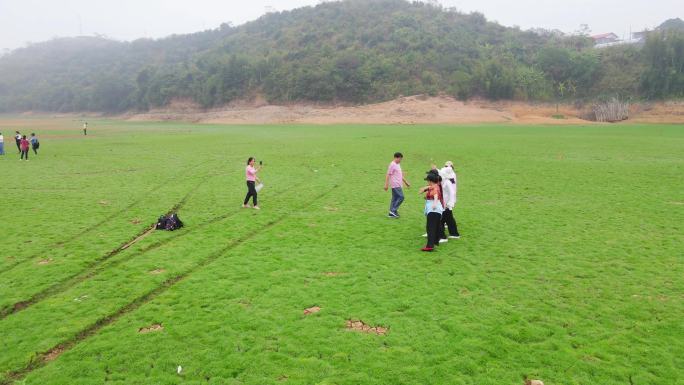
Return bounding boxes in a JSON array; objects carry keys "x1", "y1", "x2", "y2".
[
  {"x1": 384, "y1": 152, "x2": 411, "y2": 218},
  {"x1": 439, "y1": 161, "x2": 460, "y2": 240},
  {"x1": 19, "y1": 135, "x2": 30, "y2": 161},
  {"x1": 0, "y1": 132, "x2": 4, "y2": 155},
  {"x1": 243, "y1": 157, "x2": 261, "y2": 210},
  {"x1": 83, "y1": 122, "x2": 88, "y2": 136},
  {"x1": 15, "y1": 131, "x2": 22, "y2": 152},
  {"x1": 30, "y1": 133, "x2": 40, "y2": 155}
]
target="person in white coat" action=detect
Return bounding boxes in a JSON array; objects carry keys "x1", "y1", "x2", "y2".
[{"x1": 439, "y1": 161, "x2": 460, "y2": 240}]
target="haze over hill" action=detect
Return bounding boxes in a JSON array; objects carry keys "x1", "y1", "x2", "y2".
[
  {"x1": 0, "y1": 0, "x2": 682, "y2": 113},
  {"x1": 2, "y1": 0, "x2": 681, "y2": 52}
]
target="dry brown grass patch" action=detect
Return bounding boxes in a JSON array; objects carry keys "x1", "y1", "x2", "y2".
[
  {"x1": 138, "y1": 323, "x2": 164, "y2": 333},
  {"x1": 346, "y1": 320, "x2": 388, "y2": 335},
  {"x1": 303, "y1": 306, "x2": 321, "y2": 315}
]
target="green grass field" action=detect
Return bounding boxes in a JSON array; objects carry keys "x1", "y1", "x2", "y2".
[{"x1": 0, "y1": 118, "x2": 682, "y2": 385}]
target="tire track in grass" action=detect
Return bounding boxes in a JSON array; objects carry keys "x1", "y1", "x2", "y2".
[
  {"x1": 1, "y1": 159, "x2": 213, "y2": 275},
  {"x1": 0, "y1": 185, "x2": 337, "y2": 385},
  {"x1": 0, "y1": 172, "x2": 211, "y2": 319},
  {"x1": 0, "y1": 180, "x2": 305, "y2": 320}
]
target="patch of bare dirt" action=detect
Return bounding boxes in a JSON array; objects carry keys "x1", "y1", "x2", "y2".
[
  {"x1": 630, "y1": 101, "x2": 684, "y2": 123},
  {"x1": 346, "y1": 320, "x2": 388, "y2": 335},
  {"x1": 149, "y1": 268, "x2": 166, "y2": 275},
  {"x1": 484, "y1": 100, "x2": 589, "y2": 125},
  {"x1": 131, "y1": 218, "x2": 142, "y2": 224},
  {"x1": 525, "y1": 380, "x2": 544, "y2": 385},
  {"x1": 303, "y1": 306, "x2": 321, "y2": 315},
  {"x1": 138, "y1": 323, "x2": 164, "y2": 333},
  {"x1": 99, "y1": 200, "x2": 110, "y2": 206},
  {"x1": 129, "y1": 95, "x2": 517, "y2": 125},
  {"x1": 129, "y1": 96, "x2": 511, "y2": 124},
  {"x1": 38, "y1": 258, "x2": 53, "y2": 265},
  {"x1": 131, "y1": 95, "x2": 645, "y2": 125},
  {"x1": 6, "y1": 97, "x2": 684, "y2": 126},
  {"x1": 44, "y1": 346, "x2": 65, "y2": 362}
]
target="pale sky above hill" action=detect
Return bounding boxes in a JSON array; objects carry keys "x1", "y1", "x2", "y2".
[{"x1": 0, "y1": 0, "x2": 681, "y2": 52}]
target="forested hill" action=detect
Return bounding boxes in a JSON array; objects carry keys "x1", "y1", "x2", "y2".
[{"x1": 0, "y1": 0, "x2": 682, "y2": 113}]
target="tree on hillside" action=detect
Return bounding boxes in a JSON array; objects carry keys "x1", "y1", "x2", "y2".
[{"x1": 641, "y1": 30, "x2": 684, "y2": 99}]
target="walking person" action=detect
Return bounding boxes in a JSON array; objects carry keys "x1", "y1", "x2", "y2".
[
  {"x1": 0, "y1": 132, "x2": 5, "y2": 156},
  {"x1": 30, "y1": 133, "x2": 40, "y2": 155},
  {"x1": 439, "y1": 161, "x2": 460, "y2": 240},
  {"x1": 19, "y1": 135, "x2": 30, "y2": 161},
  {"x1": 83, "y1": 122, "x2": 88, "y2": 136},
  {"x1": 419, "y1": 172, "x2": 444, "y2": 252},
  {"x1": 15, "y1": 131, "x2": 22, "y2": 153},
  {"x1": 384, "y1": 152, "x2": 411, "y2": 218},
  {"x1": 243, "y1": 157, "x2": 261, "y2": 210}
]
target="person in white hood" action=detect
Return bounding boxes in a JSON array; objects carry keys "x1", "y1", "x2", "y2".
[{"x1": 438, "y1": 161, "x2": 460, "y2": 239}]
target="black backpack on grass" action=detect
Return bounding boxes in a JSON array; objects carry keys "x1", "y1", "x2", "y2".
[
  {"x1": 165, "y1": 213, "x2": 184, "y2": 231},
  {"x1": 155, "y1": 213, "x2": 183, "y2": 231},
  {"x1": 155, "y1": 215, "x2": 168, "y2": 230}
]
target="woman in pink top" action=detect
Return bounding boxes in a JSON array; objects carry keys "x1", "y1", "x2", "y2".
[
  {"x1": 19, "y1": 135, "x2": 30, "y2": 161},
  {"x1": 243, "y1": 157, "x2": 261, "y2": 209}
]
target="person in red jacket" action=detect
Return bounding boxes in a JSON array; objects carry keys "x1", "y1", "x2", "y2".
[{"x1": 19, "y1": 135, "x2": 30, "y2": 161}]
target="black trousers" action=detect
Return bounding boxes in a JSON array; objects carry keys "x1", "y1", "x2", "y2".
[
  {"x1": 16, "y1": 140, "x2": 21, "y2": 152},
  {"x1": 244, "y1": 181, "x2": 258, "y2": 206},
  {"x1": 425, "y1": 212, "x2": 442, "y2": 248},
  {"x1": 20, "y1": 150, "x2": 28, "y2": 160},
  {"x1": 439, "y1": 208, "x2": 460, "y2": 239},
  {"x1": 32, "y1": 143, "x2": 39, "y2": 155}
]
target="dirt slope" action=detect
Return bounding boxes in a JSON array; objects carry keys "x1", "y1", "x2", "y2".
[
  {"x1": 16, "y1": 96, "x2": 684, "y2": 125},
  {"x1": 127, "y1": 96, "x2": 595, "y2": 125}
]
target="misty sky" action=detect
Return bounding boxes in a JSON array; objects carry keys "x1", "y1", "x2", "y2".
[{"x1": 0, "y1": 0, "x2": 681, "y2": 51}]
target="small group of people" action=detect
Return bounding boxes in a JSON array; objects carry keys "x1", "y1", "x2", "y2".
[
  {"x1": 385, "y1": 152, "x2": 460, "y2": 252},
  {"x1": 0, "y1": 131, "x2": 39, "y2": 160},
  {"x1": 240, "y1": 152, "x2": 459, "y2": 252},
  {"x1": 420, "y1": 163, "x2": 460, "y2": 251}
]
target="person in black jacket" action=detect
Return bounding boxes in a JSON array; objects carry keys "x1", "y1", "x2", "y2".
[{"x1": 15, "y1": 131, "x2": 21, "y2": 153}]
